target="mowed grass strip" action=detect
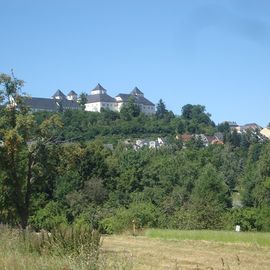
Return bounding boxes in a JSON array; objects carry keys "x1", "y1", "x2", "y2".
[{"x1": 145, "y1": 229, "x2": 270, "y2": 247}]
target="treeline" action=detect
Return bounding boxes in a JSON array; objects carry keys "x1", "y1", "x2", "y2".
[
  {"x1": 0, "y1": 73, "x2": 270, "y2": 233},
  {"x1": 33, "y1": 102, "x2": 217, "y2": 143}
]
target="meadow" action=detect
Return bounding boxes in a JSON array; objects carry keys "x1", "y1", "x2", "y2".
[
  {"x1": 1, "y1": 226, "x2": 270, "y2": 270},
  {"x1": 103, "y1": 230, "x2": 270, "y2": 269},
  {"x1": 145, "y1": 229, "x2": 270, "y2": 247}
]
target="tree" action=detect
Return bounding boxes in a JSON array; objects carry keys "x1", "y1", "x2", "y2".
[
  {"x1": 78, "y1": 92, "x2": 88, "y2": 109},
  {"x1": 120, "y1": 96, "x2": 140, "y2": 120},
  {"x1": 189, "y1": 164, "x2": 230, "y2": 229},
  {"x1": 156, "y1": 99, "x2": 168, "y2": 118},
  {"x1": 181, "y1": 104, "x2": 193, "y2": 120},
  {"x1": 217, "y1": 122, "x2": 230, "y2": 133},
  {"x1": 0, "y1": 72, "x2": 63, "y2": 228}
]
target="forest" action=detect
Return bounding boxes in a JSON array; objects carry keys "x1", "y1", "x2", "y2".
[{"x1": 1, "y1": 73, "x2": 270, "y2": 233}]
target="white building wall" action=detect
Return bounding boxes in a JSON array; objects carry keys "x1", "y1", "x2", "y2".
[
  {"x1": 85, "y1": 97, "x2": 155, "y2": 114},
  {"x1": 85, "y1": 102, "x2": 101, "y2": 112},
  {"x1": 100, "y1": 102, "x2": 118, "y2": 111},
  {"x1": 141, "y1": 105, "x2": 155, "y2": 115},
  {"x1": 116, "y1": 102, "x2": 155, "y2": 114},
  {"x1": 117, "y1": 102, "x2": 123, "y2": 112},
  {"x1": 85, "y1": 102, "x2": 119, "y2": 112}
]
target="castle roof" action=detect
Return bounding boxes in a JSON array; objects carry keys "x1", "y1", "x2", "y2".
[
  {"x1": 52, "y1": 89, "x2": 66, "y2": 99},
  {"x1": 67, "y1": 90, "x2": 77, "y2": 96},
  {"x1": 130, "y1": 87, "x2": 143, "y2": 96},
  {"x1": 116, "y1": 93, "x2": 154, "y2": 106},
  {"x1": 92, "y1": 83, "x2": 106, "y2": 92},
  {"x1": 24, "y1": 97, "x2": 79, "y2": 111},
  {"x1": 87, "y1": 93, "x2": 115, "y2": 103}
]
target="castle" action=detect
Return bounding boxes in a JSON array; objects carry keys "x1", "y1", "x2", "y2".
[{"x1": 25, "y1": 84, "x2": 155, "y2": 115}]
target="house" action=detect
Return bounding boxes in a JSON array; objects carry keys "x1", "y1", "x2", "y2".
[
  {"x1": 176, "y1": 133, "x2": 223, "y2": 146},
  {"x1": 85, "y1": 84, "x2": 117, "y2": 112},
  {"x1": 240, "y1": 123, "x2": 262, "y2": 133},
  {"x1": 85, "y1": 84, "x2": 155, "y2": 115},
  {"x1": 149, "y1": 141, "x2": 158, "y2": 149},
  {"x1": 176, "y1": 133, "x2": 193, "y2": 142},
  {"x1": 24, "y1": 90, "x2": 80, "y2": 112},
  {"x1": 260, "y1": 128, "x2": 270, "y2": 139},
  {"x1": 127, "y1": 137, "x2": 166, "y2": 151},
  {"x1": 157, "y1": 137, "x2": 165, "y2": 145},
  {"x1": 115, "y1": 87, "x2": 155, "y2": 115},
  {"x1": 148, "y1": 138, "x2": 165, "y2": 149},
  {"x1": 222, "y1": 121, "x2": 240, "y2": 132},
  {"x1": 135, "y1": 139, "x2": 148, "y2": 148}
]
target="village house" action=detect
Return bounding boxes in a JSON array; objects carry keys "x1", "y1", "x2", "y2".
[
  {"x1": 123, "y1": 137, "x2": 166, "y2": 151},
  {"x1": 176, "y1": 133, "x2": 224, "y2": 146},
  {"x1": 260, "y1": 128, "x2": 270, "y2": 139}
]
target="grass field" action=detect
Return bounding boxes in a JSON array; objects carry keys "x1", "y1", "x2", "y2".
[
  {"x1": 1, "y1": 226, "x2": 270, "y2": 269},
  {"x1": 102, "y1": 230, "x2": 270, "y2": 270},
  {"x1": 145, "y1": 229, "x2": 270, "y2": 247}
]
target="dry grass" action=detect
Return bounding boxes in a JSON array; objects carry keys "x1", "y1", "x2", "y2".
[
  {"x1": 102, "y1": 234, "x2": 270, "y2": 270},
  {"x1": 2, "y1": 225, "x2": 270, "y2": 269},
  {"x1": 0, "y1": 225, "x2": 132, "y2": 270}
]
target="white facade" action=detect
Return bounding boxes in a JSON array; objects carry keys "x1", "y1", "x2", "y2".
[
  {"x1": 138, "y1": 104, "x2": 155, "y2": 115},
  {"x1": 260, "y1": 128, "x2": 270, "y2": 139},
  {"x1": 85, "y1": 102, "x2": 118, "y2": 112},
  {"x1": 85, "y1": 102, "x2": 101, "y2": 112},
  {"x1": 85, "y1": 84, "x2": 155, "y2": 114}
]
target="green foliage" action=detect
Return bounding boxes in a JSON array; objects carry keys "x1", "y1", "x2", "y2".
[
  {"x1": 1, "y1": 72, "x2": 270, "y2": 233},
  {"x1": 145, "y1": 228, "x2": 270, "y2": 247},
  {"x1": 78, "y1": 92, "x2": 88, "y2": 109},
  {"x1": 29, "y1": 201, "x2": 67, "y2": 231},
  {"x1": 181, "y1": 104, "x2": 215, "y2": 134},
  {"x1": 120, "y1": 96, "x2": 140, "y2": 120},
  {"x1": 23, "y1": 225, "x2": 100, "y2": 258},
  {"x1": 156, "y1": 99, "x2": 168, "y2": 118},
  {"x1": 101, "y1": 202, "x2": 161, "y2": 234},
  {"x1": 227, "y1": 207, "x2": 270, "y2": 232}
]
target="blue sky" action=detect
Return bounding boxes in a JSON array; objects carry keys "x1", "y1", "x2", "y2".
[{"x1": 1, "y1": 0, "x2": 270, "y2": 126}]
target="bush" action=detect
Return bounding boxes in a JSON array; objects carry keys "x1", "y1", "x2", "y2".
[
  {"x1": 227, "y1": 207, "x2": 270, "y2": 231},
  {"x1": 101, "y1": 202, "x2": 161, "y2": 234},
  {"x1": 23, "y1": 225, "x2": 100, "y2": 258},
  {"x1": 0, "y1": 224, "x2": 101, "y2": 268},
  {"x1": 29, "y1": 201, "x2": 67, "y2": 231}
]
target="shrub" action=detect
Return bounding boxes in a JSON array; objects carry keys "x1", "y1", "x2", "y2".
[
  {"x1": 23, "y1": 225, "x2": 100, "y2": 258},
  {"x1": 101, "y1": 202, "x2": 161, "y2": 234},
  {"x1": 29, "y1": 201, "x2": 67, "y2": 231},
  {"x1": 227, "y1": 207, "x2": 270, "y2": 231}
]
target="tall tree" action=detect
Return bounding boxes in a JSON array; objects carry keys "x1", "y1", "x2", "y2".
[
  {"x1": 78, "y1": 92, "x2": 88, "y2": 109},
  {"x1": 120, "y1": 96, "x2": 140, "y2": 120},
  {"x1": 0, "y1": 72, "x2": 63, "y2": 228},
  {"x1": 189, "y1": 164, "x2": 230, "y2": 229},
  {"x1": 156, "y1": 99, "x2": 168, "y2": 118}
]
